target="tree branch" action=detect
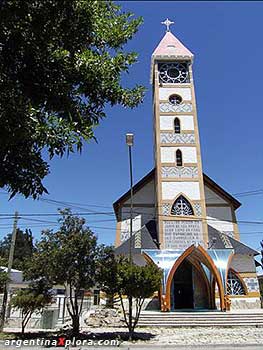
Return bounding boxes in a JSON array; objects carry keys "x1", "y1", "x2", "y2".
[
  {"x1": 74, "y1": 288, "x2": 79, "y2": 317},
  {"x1": 65, "y1": 283, "x2": 74, "y2": 318},
  {"x1": 69, "y1": 282, "x2": 76, "y2": 316},
  {"x1": 78, "y1": 293, "x2": 84, "y2": 317},
  {"x1": 118, "y1": 292, "x2": 129, "y2": 329},
  {"x1": 133, "y1": 297, "x2": 145, "y2": 331}
]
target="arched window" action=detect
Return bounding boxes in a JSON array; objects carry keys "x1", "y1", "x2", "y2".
[
  {"x1": 227, "y1": 271, "x2": 245, "y2": 295},
  {"x1": 174, "y1": 118, "x2": 181, "y2": 134},
  {"x1": 176, "y1": 149, "x2": 183, "y2": 166},
  {"x1": 171, "y1": 195, "x2": 194, "y2": 216}
]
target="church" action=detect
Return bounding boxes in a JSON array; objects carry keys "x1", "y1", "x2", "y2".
[{"x1": 114, "y1": 21, "x2": 261, "y2": 311}]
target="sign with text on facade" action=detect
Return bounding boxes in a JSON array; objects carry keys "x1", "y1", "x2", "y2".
[{"x1": 163, "y1": 220, "x2": 203, "y2": 249}]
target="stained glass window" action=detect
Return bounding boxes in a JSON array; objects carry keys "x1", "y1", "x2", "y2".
[
  {"x1": 159, "y1": 63, "x2": 189, "y2": 84},
  {"x1": 176, "y1": 149, "x2": 183, "y2": 166},
  {"x1": 227, "y1": 271, "x2": 245, "y2": 295},
  {"x1": 171, "y1": 195, "x2": 194, "y2": 216},
  {"x1": 174, "y1": 118, "x2": 181, "y2": 134},
  {"x1": 169, "y1": 94, "x2": 182, "y2": 105}
]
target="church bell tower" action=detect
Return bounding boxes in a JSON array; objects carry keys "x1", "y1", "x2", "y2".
[{"x1": 152, "y1": 20, "x2": 208, "y2": 250}]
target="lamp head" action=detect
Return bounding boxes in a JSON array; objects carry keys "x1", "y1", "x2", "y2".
[{"x1": 126, "y1": 133, "x2": 134, "y2": 146}]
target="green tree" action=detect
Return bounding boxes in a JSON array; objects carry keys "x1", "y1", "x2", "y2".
[
  {"x1": 0, "y1": 229, "x2": 34, "y2": 270},
  {"x1": 0, "y1": 0, "x2": 144, "y2": 198},
  {"x1": 0, "y1": 271, "x2": 9, "y2": 293},
  {"x1": 0, "y1": 260, "x2": 9, "y2": 293},
  {"x1": 97, "y1": 245, "x2": 119, "y2": 308},
  {"x1": 98, "y1": 250, "x2": 162, "y2": 340},
  {"x1": 10, "y1": 280, "x2": 53, "y2": 335},
  {"x1": 24, "y1": 209, "x2": 98, "y2": 336}
]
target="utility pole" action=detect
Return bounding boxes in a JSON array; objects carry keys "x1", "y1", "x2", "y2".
[
  {"x1": 126, "y1": 133, "x2": 134, "y2": 264},
  {"x1": 0, "y1": 211, "x2": 19, "y2": 330},
  {"x1": 261, "y1": 240, "x2": 263, "y2": 271},
  {"x1": 125, "y1": 133, "x2": 134, "y2": 340}
]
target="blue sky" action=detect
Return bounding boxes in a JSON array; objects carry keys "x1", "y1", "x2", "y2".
[{"x1": 1, "y1": 1, "x2": 263, "y2": 257}]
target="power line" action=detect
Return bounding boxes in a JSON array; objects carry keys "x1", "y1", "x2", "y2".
[
  {"x1": 0, "y1": 204, "x2": 262, "y2": 229},
  {"x1": 39, "y1": 197, "x2": 111, "y2": 210},
  {"x1": 124, "y1": 209, "x2": 263, "y2": 226},
  {"x1": 0, "y1": 211, "x2": 114, "y2": 217},
  {"x1": 19, "y1": 217, "x2": 58, "y2": 224},
  {"x1": 0, "y1": 208, "x2": 263, "y2": 227},
  {"x1": 1, "y1": 184, "x2": 263, "y2": 212}
]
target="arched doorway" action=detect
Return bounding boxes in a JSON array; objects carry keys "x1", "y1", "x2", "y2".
[
  {"x1": 172, "y1": 260, "x2": 194, "y2": 309},
  {"x1": 142, "y1": 245, "x2": 227, "y2": 312},
  {"x1": 171, "y1": 259, "x2": 210, "y2": 310},
  {"x1": 165, "y1": 245, "x2": 225, "y2": 311}
]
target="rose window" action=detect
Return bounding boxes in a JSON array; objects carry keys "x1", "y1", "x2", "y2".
[{"x1": 159, "y1": 63, "x2": 189, "y2": 83}]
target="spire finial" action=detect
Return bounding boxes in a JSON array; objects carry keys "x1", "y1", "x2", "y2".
[{"x1": 161, "y1": 18, "x2": 174, "y2": 32}]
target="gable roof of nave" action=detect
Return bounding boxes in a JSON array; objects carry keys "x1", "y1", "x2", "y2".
[{"x1": 113, "y1": 168, "x2": 241, "y2": 216}]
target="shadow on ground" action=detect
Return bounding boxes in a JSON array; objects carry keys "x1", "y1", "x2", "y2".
[{"x1": 2, "y1": 330, "x2": 155, "y2": 343}]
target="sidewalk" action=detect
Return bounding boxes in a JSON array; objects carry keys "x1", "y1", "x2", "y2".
[{"x1": 2, "y1": 325, "x2": 263, "y2": 348}]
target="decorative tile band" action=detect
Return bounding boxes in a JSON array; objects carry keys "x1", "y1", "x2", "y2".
[
  {"x1": 243, "y1": 277, "x2": 260, "y2": 292},
  {"x1": 160, "y1": 133, "x2": 195, "y2": 144},
  {"x1": 219, "y1": 233, "x2": 233, "y2": 248},
  {"x1": 120, "y1": 230, "x2": 129, "y2": 243},
  {"x1": 161, "y1": 203, "x2": 171, "y2": 216},
  {"x1": 221, "y1": 231, "x2": 235, "y2": 238},
  {"x1": 160, "y1": 102, "x2": 193, "y2": 113},
  {"x1": 134, "y1": 231, "x2": 141, "y2": 249},
  {"x1": 161, "y1": 166, "x2": 198, "y2": 178},
  {"x1": 193, "y1": 203, "x2": 202, "y2": 216}
]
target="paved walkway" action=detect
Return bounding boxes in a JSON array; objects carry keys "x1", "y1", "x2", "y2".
[
  {"x1": 2, "y1": 325, "x2": 263, "y2": 348},
  {"x1": 1, "y1": 344, "x2": 263, "y2": 350}
]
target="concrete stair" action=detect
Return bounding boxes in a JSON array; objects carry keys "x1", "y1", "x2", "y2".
[{"x1": 138, "y1": 310, "x2": 263, "y2": 327}]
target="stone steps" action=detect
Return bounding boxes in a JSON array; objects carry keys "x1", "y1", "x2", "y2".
[{"x1": 138, "y1": 311, "x2": 263, "y2": 327}]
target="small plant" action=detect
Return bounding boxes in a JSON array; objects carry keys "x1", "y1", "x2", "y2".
[
  {"x1": 98, "y1": 248, "x2": 162, "y2": 340},
  {"x1": 10, "y1": 280, "x2": 53, "y2": 335}
]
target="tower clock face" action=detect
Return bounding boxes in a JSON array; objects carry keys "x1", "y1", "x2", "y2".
[{"x1": 159, "y1": 62, "x2": 189, "y2": 83}]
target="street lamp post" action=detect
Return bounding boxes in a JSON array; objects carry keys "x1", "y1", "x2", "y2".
[{"x1": 126, "y1": 133, "x2": 134, "y2": 264}]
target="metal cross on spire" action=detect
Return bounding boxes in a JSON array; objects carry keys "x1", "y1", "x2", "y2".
[{"x1": 161, "y1": 18, "x2": 174, "y2": 32}]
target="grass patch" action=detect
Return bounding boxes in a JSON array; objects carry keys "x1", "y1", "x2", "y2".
[{"x1": 0, "y1": 332, "x2": 17, "y2": 340}]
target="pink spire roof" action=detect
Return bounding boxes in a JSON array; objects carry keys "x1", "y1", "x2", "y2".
[
  {"x1": 150, "y1": 31, "x2": 193, "y2": 83},
  {"x1": 152, "y1": 31, "x2": 193, "y2": 59}
]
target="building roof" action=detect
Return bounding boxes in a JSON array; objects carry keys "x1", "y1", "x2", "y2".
[
  {"x1": 152, "y1": 31, "x2": 194, "y2": 60},
  {"x1": 115, "y1": 220, "x2": 259, "y2": 261},
  {"x1": 113, "y1": 168, "x2": 155, "y2": 216},
  {"x1": 115, "y1": 219, "x2": 159, "y2": 266},
  {"x1": 151, "y1": 31, "x2": 194, "y2": 83},
  {"x1": 207, "y1": 226, "x2": 259, "y2": 256},
  {"x1": 0, "y1": 266, "x2": 26, "y2": 284},
  {"x1": 203, "y1": 173, "x2": 241, "y2": 209},
  {"x1": 113, "y1": 168, "x2": 241, "y2": 216}
]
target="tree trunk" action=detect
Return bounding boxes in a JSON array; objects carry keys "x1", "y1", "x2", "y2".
[
  {"x1": 128, "y1": 295, "x2": 133, "y2": 340},
  {"x1": 71, "y1": 315, "x2": 80, "y2": 337},
  {"x1": 21, "y1": 311, "x2": 32, "y2": 337},
  {"x1": 21, "y1": 322, "x2": 25, "y2": 337},
  {"x1": 0, "y1": 284, "x2": 8, "y2": 331},
  {"x1": 106, "y1": 293, "x2": 114, "y2": 308}
]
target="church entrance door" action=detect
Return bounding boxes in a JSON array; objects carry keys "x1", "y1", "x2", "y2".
[{"x1": 173, "y1": 260, "x2": 193, "y2": 309}]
